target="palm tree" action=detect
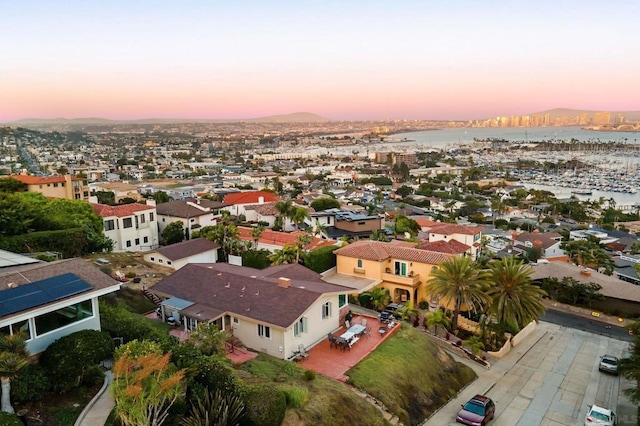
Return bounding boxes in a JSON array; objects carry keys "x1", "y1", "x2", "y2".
[
  {"x1": 463, "y1": 335, "x2": 485, "y2": 357},
  {"x1": 424, "y1": 310, "x2": 450, "y2": 336},
  {"x1": 312, "y1": 219, "x2": 327, "y2": 239},
  {"x1": 289, "y1": 207, "x2": 310, "y2": 232},
  {"x1": 487, "y1": 257, "x2": 547, "y2": 334},
  {"x1": 425, "y1": 256, "x2": 491, "y2": 332},
  {"x1": 275, "y1": 200, "x2": 293, "y2": 231},
  {"x1": 362, "y1": 287, "x2": 390, "y2": 311},
  {"x1": 0, "y1": 333, "x2": 30, "y2": 414},
  {"x1": 618, "y1": 332, "x2": 640, "y2": 407},
  {"x1": 294, "y1": 233, "x2": 311, "y2": 264},
  {"x1": 268, "y1": 245, "x2": 297, "y2": 265},
  {"x1": 250, "y1": 224, "x2": 265, "y2": 250}
]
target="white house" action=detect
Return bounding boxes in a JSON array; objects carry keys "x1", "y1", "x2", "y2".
[
  {"x1": 155, "y1": 199, "x2": 226, "y2": 240},
  {"x1": 427, "y1": 223, "x2": 484, "y2": 259},
  {"x1": 91, "y1": 201, "x2": 159, "y2": 252},
  {"x1": 222, "y1": 191, "x2": 281, "y2": 218},
  {"x1": 143, "y1": 238, "x2": 220, "y2": 271},
  {"x1": 0, "y1": 258, "x2": 120, "y2": 354},
  {"x1": 150, "y1": 263, "x2": 351, "y2": 360}
]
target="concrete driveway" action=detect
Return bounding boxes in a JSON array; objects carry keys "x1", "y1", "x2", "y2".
[{"x1": 425, "y1": 321, "x2": 632, "y2": 426}]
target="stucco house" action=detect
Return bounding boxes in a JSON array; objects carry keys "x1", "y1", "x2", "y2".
[
  {"x1": 221, "y1": 191, "x2": 281, "y2": 218},
  {"x1": 512, "y1": 231, "x2": 566, "y2": 261},
  {"x1": 149, "y1": 263, "x2": 351, "y2": 360},
  {"x1": 236, "y1": 226, "x2": 338, "y2": 253},
  {"x1": 155, "y1": 198, "x2": 226, "y2": 240},
  {"x1": 143, "y1": 238, "x2": 220, "y2": 270},
  {"x1": 427, "y1": 224, "x2": 484, "y2": 259},
  {"x1": 91, "y1": 201, "x2": 159, "y2": 252},
  {"x1": 0, "y1": 257, "x2": 120, "y2": 354},
  {"x1": 334, "y1": 240, "x2": 453, "y2": 308},
  {"x1": 9, "y1": 174, "x2": 90, "y2": 201}
]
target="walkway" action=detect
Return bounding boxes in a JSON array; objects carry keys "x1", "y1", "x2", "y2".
[{"x1": 75, "y1": 371, "x2": 114, "y2": 426}]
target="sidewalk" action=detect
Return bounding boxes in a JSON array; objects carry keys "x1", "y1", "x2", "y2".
[{"x1": 75, "y1": 371, "x2": 114, "y2": 426}]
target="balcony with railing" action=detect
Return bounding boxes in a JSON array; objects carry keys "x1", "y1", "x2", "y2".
[{"x1": 381, "y1": 271, "x2": 420, "y2": 286}]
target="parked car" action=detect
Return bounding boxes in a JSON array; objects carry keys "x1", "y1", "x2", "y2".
[
  {"x1": 598, "y1": 355, "x2": 619, "y2": 375},
  {"x1": 456, "y1": 394, "x2": 495, "y2": 425},
  {"x1": 584, "y1": 404, "x2": 616, "y2": 425},
  {"x1": 384, "y1": 303, "x2": 404, "y2": 314}
]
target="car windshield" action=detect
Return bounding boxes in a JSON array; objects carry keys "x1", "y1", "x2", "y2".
[
  {"x1": 602, "y1": 358, "x2": 617, "y2": 365},
  {"x1": 463, "y1": 401, "x2": 485, "y2": 416},
  {"x1": 589, "y1": 410, "x2": 610, "y2": 421}
]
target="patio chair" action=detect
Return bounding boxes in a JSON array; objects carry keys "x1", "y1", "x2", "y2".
[
  {"x1": 363, "y1": 326, "x2": 371, "y2": 337},
  {"x1": 297, "y1": 343, "x2": 309, "y2": 358},
  {"x1": 378, "y1": 326, "x2": 387, "y2": 336},
  {"x1": 361, "y1": 318, "x2": 368, "y2": 327},
  {"x1": 328, "y1": 333, "x2": 339, "y2": 349}
]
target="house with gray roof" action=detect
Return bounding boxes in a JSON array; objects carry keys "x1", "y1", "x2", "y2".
[
  {"x1": 143, "y1": 238, "x2": 220, "y2": 270},
  {"x1": 149, "y1": 263, "x2": 351, "y2": 360}
]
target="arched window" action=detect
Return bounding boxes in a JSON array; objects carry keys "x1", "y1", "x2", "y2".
[{"x1": 357, "y1": 259, "x2": 363, "y2": 268}]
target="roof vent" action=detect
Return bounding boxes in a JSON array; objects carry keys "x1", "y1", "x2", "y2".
[
  {"x1": 6, "y1": 282, "x2": 17, "y2": 288},
  {"x1": 278, "y1": 277, "x2": 291, "y2": 288}
]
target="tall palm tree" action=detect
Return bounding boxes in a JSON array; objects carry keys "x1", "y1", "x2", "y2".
[
  {"x1": 312, "y1": 219, "x2": 327, "y2": 239},
  {"x1": 294, "y1": 233, "x2": 311, "y2": 264},
  {"x1": 275, "y1": 200, "x2": 293, "y2": 231},
  {"x1": 250, "y1": 224, "x2": 265, "y2": 250},
  {"x1": 424, "y1": 310, "x2": 450, "y2": 336},
  {"x1": 426, "y1": 256, "x2": 491, "y2": 332},
  {"x1": 0, "y1": 333, "x2": 30, "y2": 414},
  {"x1": 487, "y1": 257, "x2": 547, "y2": 334},
  {"x1": 289, "y1": 207, "x2": 310, "y2": 232}
]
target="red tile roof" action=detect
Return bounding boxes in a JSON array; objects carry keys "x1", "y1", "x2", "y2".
[
  {"x1": 223, "y1": 191, "x2": 280, "y2": 205},
  {"x1": 10, "y1": 175, "x2": 82, "y2": 184},
  {"x1": 418, "y1": 239, "x2": 470, "y2": 255},
  {"x1": 91, "y1": 202, "x2": 155, "y2": 218},
  {"x1": 414, "y1": 218, "x2": 440, "y2": 229},
  {"x1": 335, "y1": 240, "x2": 453, "y2": 264},
  {"x1": 428, "y1": 224, "x2": 484, "y2": 236},
  {"x1": 237, "y1": 227, "x2": 336, "y2": 251}
]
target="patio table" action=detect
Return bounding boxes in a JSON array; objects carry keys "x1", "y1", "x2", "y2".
[
  {"x1": 347, "y1": 324, "x2": 366, "y2": 336},
  {"x1": 340, "y1": 330, "x2": 356, "y2": 341}
]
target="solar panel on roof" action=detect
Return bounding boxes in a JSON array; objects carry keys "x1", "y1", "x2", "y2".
[{"x1": 0, "y1": 273, "x2": 92, "y2": 317}]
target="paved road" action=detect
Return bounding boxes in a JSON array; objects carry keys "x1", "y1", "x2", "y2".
[
  {"x1": 426, "y1": 322, "x2": 633, "y2": 426},
  {"x1": 542, "y1": 309, "x2": 632, "y2": 342}
]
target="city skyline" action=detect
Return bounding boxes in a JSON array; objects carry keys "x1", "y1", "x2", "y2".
[{"x1": 2, "y1": 0, "x2": 639, "y2": 122}]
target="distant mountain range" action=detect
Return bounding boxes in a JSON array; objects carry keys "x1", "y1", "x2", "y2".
[
  {"x1": 4, "y1": 112, "x2": 331, "y2": 126},
  {"x1": 4, "y1": 108, "x2": 640, "y2": 126}
]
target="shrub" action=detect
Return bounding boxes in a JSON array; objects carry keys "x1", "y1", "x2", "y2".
[
  {"x1": 303, "y1": 369, "x2": 316, "y2": 381},
  {"x1": 188, "y1": 357, "x2": 241, "y2": 402},
  {"x1": 240, "y1": 384, "x2": 286, "y2": 426},
  {"x1": 125, "y1": 271, "x2": 137, "y2": 279},
  {"x1": 11, "y1": 364, "x2": 49, "y2": 403},
  {"x1": 303, "y1": 245, "x2": 337, "y2": 273},
  {"x1": 0, "y1": 412, "x2": 23, "y2": 426},
  {"x1": 242, "y1": 249, "x2": 272, "y2": 270},
  {"x1": 39, "y1": 329, "x2": 115, "y2": 392},
  {"x1": 100, "y1": 302, "x2": 169, "y2": 344},
  {"x1": 418, "y1": 300, "x2": 428, "y2": 310},
  {"x1": 82, "y1": 365, "x2": 106, "y2": 387},
  {"x1": 280, "y1": 385, "x2": 308, "y2": 408}
]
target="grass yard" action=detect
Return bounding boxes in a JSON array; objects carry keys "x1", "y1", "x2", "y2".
[
  {"x1": 347, "y1": 326, "x2": 477, "y2": 426},
  {"x1": 237, "y1": 354, "x2": 390, "y2": 426}
]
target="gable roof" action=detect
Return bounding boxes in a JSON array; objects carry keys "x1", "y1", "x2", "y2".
[
  {"x1": 155, "y1": 200, "x2": 224, "y2": 218},
  {"x1": 429, "y1": 224, "x2": 485, "y2": 236},
  {"x1": 223, "y1": 191, "x2": 280, "y2": 205},
  {"x1": 514, "y1": 232, "x2": 562, "y2": 250},
  {"x1": 335, "y1": 240, "x2": 453, "y2": 264},
  {"x1": 418, "y1": 239, "x2": 470, "y2": 255},
  {"x1": 10, "y1": 175, "x2": 80, "y2": 185},
  {"x1": 244, "y1": 202, "x2": 279, "y2": 216},
  {"x1": 154, "y1": 238, "x2": 220, "y2": 261},
  {"x1": 91, "y1": 202, "x2": 155, "y2": 218},
  {"x1": 236, "y1": 227, "x2": 336, "y2": 251},
  {"x1": 414, "y1": 218, "x2": 441, "y2": 229},
  {"x1": 151, "y1": 263, "x2": 350, "y2": 328}
]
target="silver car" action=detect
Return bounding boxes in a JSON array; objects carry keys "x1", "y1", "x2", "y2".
[{"x1": 598, "y1": 355, "x2": 619, "y2": 375}]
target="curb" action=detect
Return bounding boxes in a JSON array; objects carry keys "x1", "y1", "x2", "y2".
[
  {"x1": 545, "y1": 306, "x2": 628, "y2": 329},
  {"x1": 74, "y1": 370, "x2": 112, "y2": 426}
]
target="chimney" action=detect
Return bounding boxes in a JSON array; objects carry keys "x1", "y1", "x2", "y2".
[
  {"x1": 258, "y1": 196, "x2": 265, "y2": 204},
  {"x1": 278, "y1": 277, "x2": 291, "y2": 288}
]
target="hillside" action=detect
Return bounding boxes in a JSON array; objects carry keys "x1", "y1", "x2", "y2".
[{"x1": 529, "y1": 107, "x2": 640, "y2": 121}]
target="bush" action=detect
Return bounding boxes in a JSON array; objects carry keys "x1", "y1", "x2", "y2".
[
  {"x1": 82, "y1": 365, "x2": 106, "y2": 387},
  {"x1": 188, "y1": 357, "x2": 241, "y2": 402},
  {"x1": 418, "y1": 300, "x2": 428, "y2": 310},
  {"x1": 303, "y1": 369, "x2": 316, "y2": 381},
  {"x1": 11, "y1": 364, "x2": 49, "y2": 403},
  {"x1": 242, "y1": 249, "x2": 272, "y2": 270},
  {"x1": 100, "y1": 302, "x2": 169, "y2": 344},
  {"x1": 303, "y1": 245, "x2": 338, "y2": 273},
  {"x1": 240, "y1": 384, "x2": 286, "y2": 426},
  {"x1": 0, "y1": 412, "x2": 23, "y2": 426},
  {"x1": 125, "y1": 271, "x2": 137, "y2": 279},
  {"x1": 280, "y1": 385, "x2": 308, "y2": 408},
  {"x1": 39, "y1": 329, "x2": 115, "y2": 392}
]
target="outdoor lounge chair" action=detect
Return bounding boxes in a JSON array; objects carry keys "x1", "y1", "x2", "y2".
[{"x1": 297, "y1": 343, "x2": 309, "y2": 358}]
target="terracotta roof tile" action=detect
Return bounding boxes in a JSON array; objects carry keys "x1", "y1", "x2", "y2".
[
  {"x1": 91, "y1": 202, "x2": 156, "y2": 218},
  {"x1": 222, "y1": 191, "x2": 280, "y2": 205},
  {"x1": 429, "y1": 224, "x2": 485, "y2": 236},
  {"x1": 418, "y1": 239, "x2": 470, "y2": 254},
  {"x1": 335, "y1": 240, "x2": 453, "y2": 264},
  {"x1": 237, "y1": 227, "x2": 336, "y2": 251}
]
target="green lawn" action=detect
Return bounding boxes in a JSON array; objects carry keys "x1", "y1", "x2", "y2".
[
  {"x1": 347, "y1": 325, "x2": 477, "y2": 425},
  {"x1": 237, "y1": 354, "x2": 390, "y2": 426}
]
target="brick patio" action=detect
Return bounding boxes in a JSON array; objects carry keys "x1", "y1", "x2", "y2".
[{"x1": 296, "y1": 314, "x2": 401, "y2": 382}]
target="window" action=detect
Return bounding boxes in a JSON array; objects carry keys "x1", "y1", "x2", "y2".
[
  {"x1": 123, "y1": 217, "x2": 133, "y2": 228},
  {"x1": 357, "y1": 259, "x2": 363, "y2": 268},
  {"x1": 159, "y1": 259, "x2": 163, "y2": 263},
  {"x1": 135, "y1": 216, "x2": 139, "y2": 229},
  {"x1": 150, "y1": 257, "x2": 155, "y2": 261},
  {"x1": 104, "y1": 219, "x2": 115, "y2": 231},
  {"x1": 338, "y1": 294, "x2": 347, "y2": 308},
  {"x1": 34, "y1": 300, "x2": 93, "y2": 336},
  {"x1": 394, "y1": 261, "x2": 407, "y2": 276},
  {"x1": 150, "y1": 212, "x2": 154, "y2": 221},
  {"x1": 143, "y1": 236, "x2": 148, "y2": 243},
  {"x1": 322, "y1": 301, "x2": 332, "y2": 319},
  {"x1": 135, "y1": 238, "x2": 140, "y2": 245},
  {"x1": 10, "y1": 319, "x2": 30, "y2": 340},
  {"x1": 258, "y1": 324, "x2": 271, "y2": 338},
  {"x1": 126, "y1": 240, "x2": 132, "y2": 248},
  {"x1": 167, "y1": 261, "x2": 172, "y2": 265},
  {"x1": 233, "y1": 317, "x2": 239, "y2": 324},
  {"x1": 53, "y1": 183, "x2": 58, "y2": 187},
  {"x1": 139, "y1": 214, "x2": 146, "y2": 224},
  {"x1": 293, "y1": 317, "x2": 308, "y2": 337}
]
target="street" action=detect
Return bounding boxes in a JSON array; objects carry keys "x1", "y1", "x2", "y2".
[
  {"x1": 426, "y1": 321, "x2": 635, "y2": 426},
  {"x1": 542, "y1": 309, "x2": 632, "y2": 342}
]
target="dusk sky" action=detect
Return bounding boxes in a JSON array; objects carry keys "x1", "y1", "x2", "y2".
[{"x1": 2, "y1": 0, "x2": 639, "y2": 122}]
